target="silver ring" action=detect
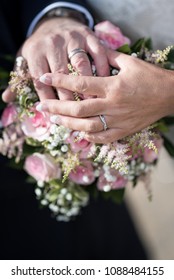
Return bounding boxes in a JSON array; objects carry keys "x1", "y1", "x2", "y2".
[
  {"x1": 99, "y1": 115, "x2": 108, "y2": 131},
  {"x1": 68, "y1": 48, "x2": 87, "y2": 60}
]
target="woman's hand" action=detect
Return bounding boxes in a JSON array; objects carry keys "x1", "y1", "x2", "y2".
[
  {"x1": 35, "y1": 50, "x2": 174, "y2": 143},
  {"x1": 2, "y1": 17, "x2": 109, "y2": 103}
]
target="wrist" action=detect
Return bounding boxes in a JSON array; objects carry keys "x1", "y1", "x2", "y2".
[
  {"x1": 32, "y1": 7, "x2": 87, "y2": 34},
  {"x1": 46, "y1": 7, "x2": 88, "y2": 25},
  {"x1": 161, "y1": 70, "x2": 174, "y2": 116},
  {"x1": 33, "y1": 16, "x2": 85, "y2": 34}
]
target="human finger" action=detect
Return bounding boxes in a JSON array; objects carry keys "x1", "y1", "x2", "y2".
[
  {"x1": 68, "y1": 42, "x2": 92, "y2": 77},
  {"x1": 23, "y1": 53, "x2": 56, "y2": 101},
  {"x1": 84, "y1": 128, "x2": 125, "y2": 144},
  {"x1": 2, "y1": 52, "x2": 23, "y2": 102},
  {"x1": 36, "y1": 98, "x2": 106, "y2": 117},
  {"x1": 39, "y1": 73, "x2": 110, "y2": 98},
  {"x1": 2, "y1": 87, "x2": 14, "y2": 103},
  {"x1": 50, "y1": 113, "x2": 118, "y2": 132},
  {"x1": 86, "y1": 34, "x2": 110, "y2": 76},
  {"x1": 106, "y1": 49, "x2": 130, "y2": 69},
  {"x1": 47, "y1": 37, "x2": 74, "y2": 100}
]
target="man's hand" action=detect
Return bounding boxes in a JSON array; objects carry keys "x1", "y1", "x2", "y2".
[{"x1": 2, "y1": 17, "x2": 109, "y2": 103}]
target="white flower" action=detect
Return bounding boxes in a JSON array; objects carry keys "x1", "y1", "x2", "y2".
[
  {"x1": 35, "y1": 188, "x2": 42, "y2": 197},
  {"x1": 65, "y1": 193, "x2": 72, "y2": 201},
  {"x1": 40, "y1": 199, "x2": 48, "y2": 206}
]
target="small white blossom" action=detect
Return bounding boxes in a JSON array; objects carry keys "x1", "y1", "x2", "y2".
[
  {"x1": 37, "y1": 180, "x2": 44, "y2": 188},
  {"x1": 35, "y1": 188, "x2": 42, "y2": 197},
  {"x1": 60, "y1": 188, "x2": 67, "y2": 195},
  {"x1": 131, "y1": 52, "x2": 138, "y2": 57},
  {"x1": 61, "y1": 144, "x2": 68, "y2": 153},
  {"x1": 40, "y1": 199, "x2": 48, "y2": 206},
  {"x1": 103, "y1": 185, "x2": 111, "y2": 192},
  {"x1": 66, "y1": 193, "x2": 72, "y2": 201}
]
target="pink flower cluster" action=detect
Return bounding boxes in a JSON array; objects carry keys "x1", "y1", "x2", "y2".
[
  {"x1": 94, "y1": 20, "x2": 130, "y2": 50},
  {"x1": 1, "y1": 102, "x2": 131, "y2": 190}
]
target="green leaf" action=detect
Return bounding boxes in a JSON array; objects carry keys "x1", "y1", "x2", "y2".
[
  {"x1": 47, "y1": 188, "x2": 60, "y2": 202},
  {"x1": 0, "y1": 97, "x2": 5, "y2": 110},
  {"x1": 162, "y1": 134, "x2": 174, "y2": 157},
  {"x1": 117, "y1": 44, "x2": 131, "y2": 54},
  {"x1": 101, "y1": 188, "x2": 125, "y2": 204},
  {"x1": 163, "y1": 61, "x2": 174, "y2": 70},
  {"x1": 26, "y1": 176, "x2": 36, "y2": 184},
  {"x1": 7, "y1": 158, "x2": 24, "y2": 170},
  {"x1": 162, "y1": 116, "x2": 174, "y2": 126},
  {"x1": 131, "y1": 37, "x2": 152, "y2": 53},
  {"x1": 0, "y1": 54, "x2": 14, "y2": 62},
  {"x1": 144, "y1": 38, "x2": 153, "y2": 49},
  {"x1": 25, "y1": 138, "x2": 43, "y2": 147},
  {"x1": 167, "y1": 48, "x2": 174, "y2": 63},
  {"x1": 157, "y1": 121, "x2": 169, "y2": 133}
]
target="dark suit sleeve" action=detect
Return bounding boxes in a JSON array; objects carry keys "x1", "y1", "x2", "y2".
[
  {"x1": 20, "y1": 1, "x2": 93, "y2": 35},
  {"x1": 0, "y1": 1, "x2": 92, "y2": 57}
]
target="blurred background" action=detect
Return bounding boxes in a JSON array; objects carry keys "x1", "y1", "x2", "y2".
[
  {"x1": 87, "y1": 0, "x2": 174, "y2": 260},
  {"x1": 125, "y1": 142, "x2": 174, "y2": 259}
]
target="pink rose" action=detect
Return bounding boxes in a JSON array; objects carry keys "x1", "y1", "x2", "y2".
[
  {"x1": 94, "y1": 20, "x2": 130, "y2": 50},
  {"x1": 69, "y1": 160, "x2": 95, "y2": 185},
  {"x1": 66, "y1": 131, "x2": 92, "y2": 158},
  {"x1": 1, "y1": 104, "x2": 17, "y2": 127},
  {"x1": 143, "y1": 138, "x2": 163, "y2": 163},
  {"x1": 97, "y1": 168, "x2": 127, "y2": 191},
  {"x1": 21, "y1": 104, "x2": 51, "y2": 141},
  {"x1": 24, "y1": 153, "x2": 61, "y2": 182}
]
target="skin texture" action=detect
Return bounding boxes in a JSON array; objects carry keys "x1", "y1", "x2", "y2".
[
  {"x1": 2, "y1": 17, "x2": 109, "y2": 102},
  {"x1": 37, "y1": 49, "x2": 174, "y2": 144}
]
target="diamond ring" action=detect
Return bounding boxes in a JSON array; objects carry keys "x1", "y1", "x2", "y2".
[{"x1": 99, "y1": 115, "x2": 108, "y2": 131}]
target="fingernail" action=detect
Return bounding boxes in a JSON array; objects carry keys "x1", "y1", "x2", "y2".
[
  {"x1": 36, "y1": 103, "x2": 48, "y2": 112},
  {"x1": 39, "y1": 74, "x2": 52, "y2": 85},
  {"x1": 50, "y1": 115, "x2": 61, "y2": 124}
]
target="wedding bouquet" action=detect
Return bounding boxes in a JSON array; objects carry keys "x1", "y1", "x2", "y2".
[{"x1": 0, "y1": 21, "x2": 174, "y2": 221}]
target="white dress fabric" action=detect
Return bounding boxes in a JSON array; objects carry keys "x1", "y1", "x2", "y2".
[
  {"x1": 87, "y1": 0, "x2": 174, "y2": 259},
  {"x1": 87, "y1": 0, "x2": 174, "y2": 49}
]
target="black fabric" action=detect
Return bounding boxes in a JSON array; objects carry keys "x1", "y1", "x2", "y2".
[
  {"x1": 0, "y1": 0, "x2": 148, "y2": 260},
  {"x1": 0, "y1": 160, "x2": 147, "y2": 260},
  {"x1": 0, "y1": 0, "x2": 89, "y2": 55}
]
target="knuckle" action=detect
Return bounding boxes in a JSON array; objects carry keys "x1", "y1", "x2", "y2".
[
  {"x1": 47, "y1": 34, "x2": 61, "y2": 48},
  {"x1": 53, "y1": 75, "x2": 62, "y2": 87},
  {"x1": 55, "y1": 68, "x2": 67, "y2": 74},
  {"x1": 33, "y1": 79, "x2": 44, "y2": 90},
  {"x1": 73, "y1": 57, "x2": 89, "y2": 69},
  {"x1": 48, "y1": 102, "x2": 59, "y2": 113},
  {"x1": 71, "y1": 105, "x2": 84, "y2": 117},
  {"x1": 82, "y1": 25, "x2": 91, "y2": 34},
  {"x1": 65, "y1": 30, "x2": 76, "y2": 39},
  {"x1": 75, "y1": 79, "x2": 88, "y2": 93},
  {"x1": 24, "y1": 38, "x2": 37, "y2": 52}
]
